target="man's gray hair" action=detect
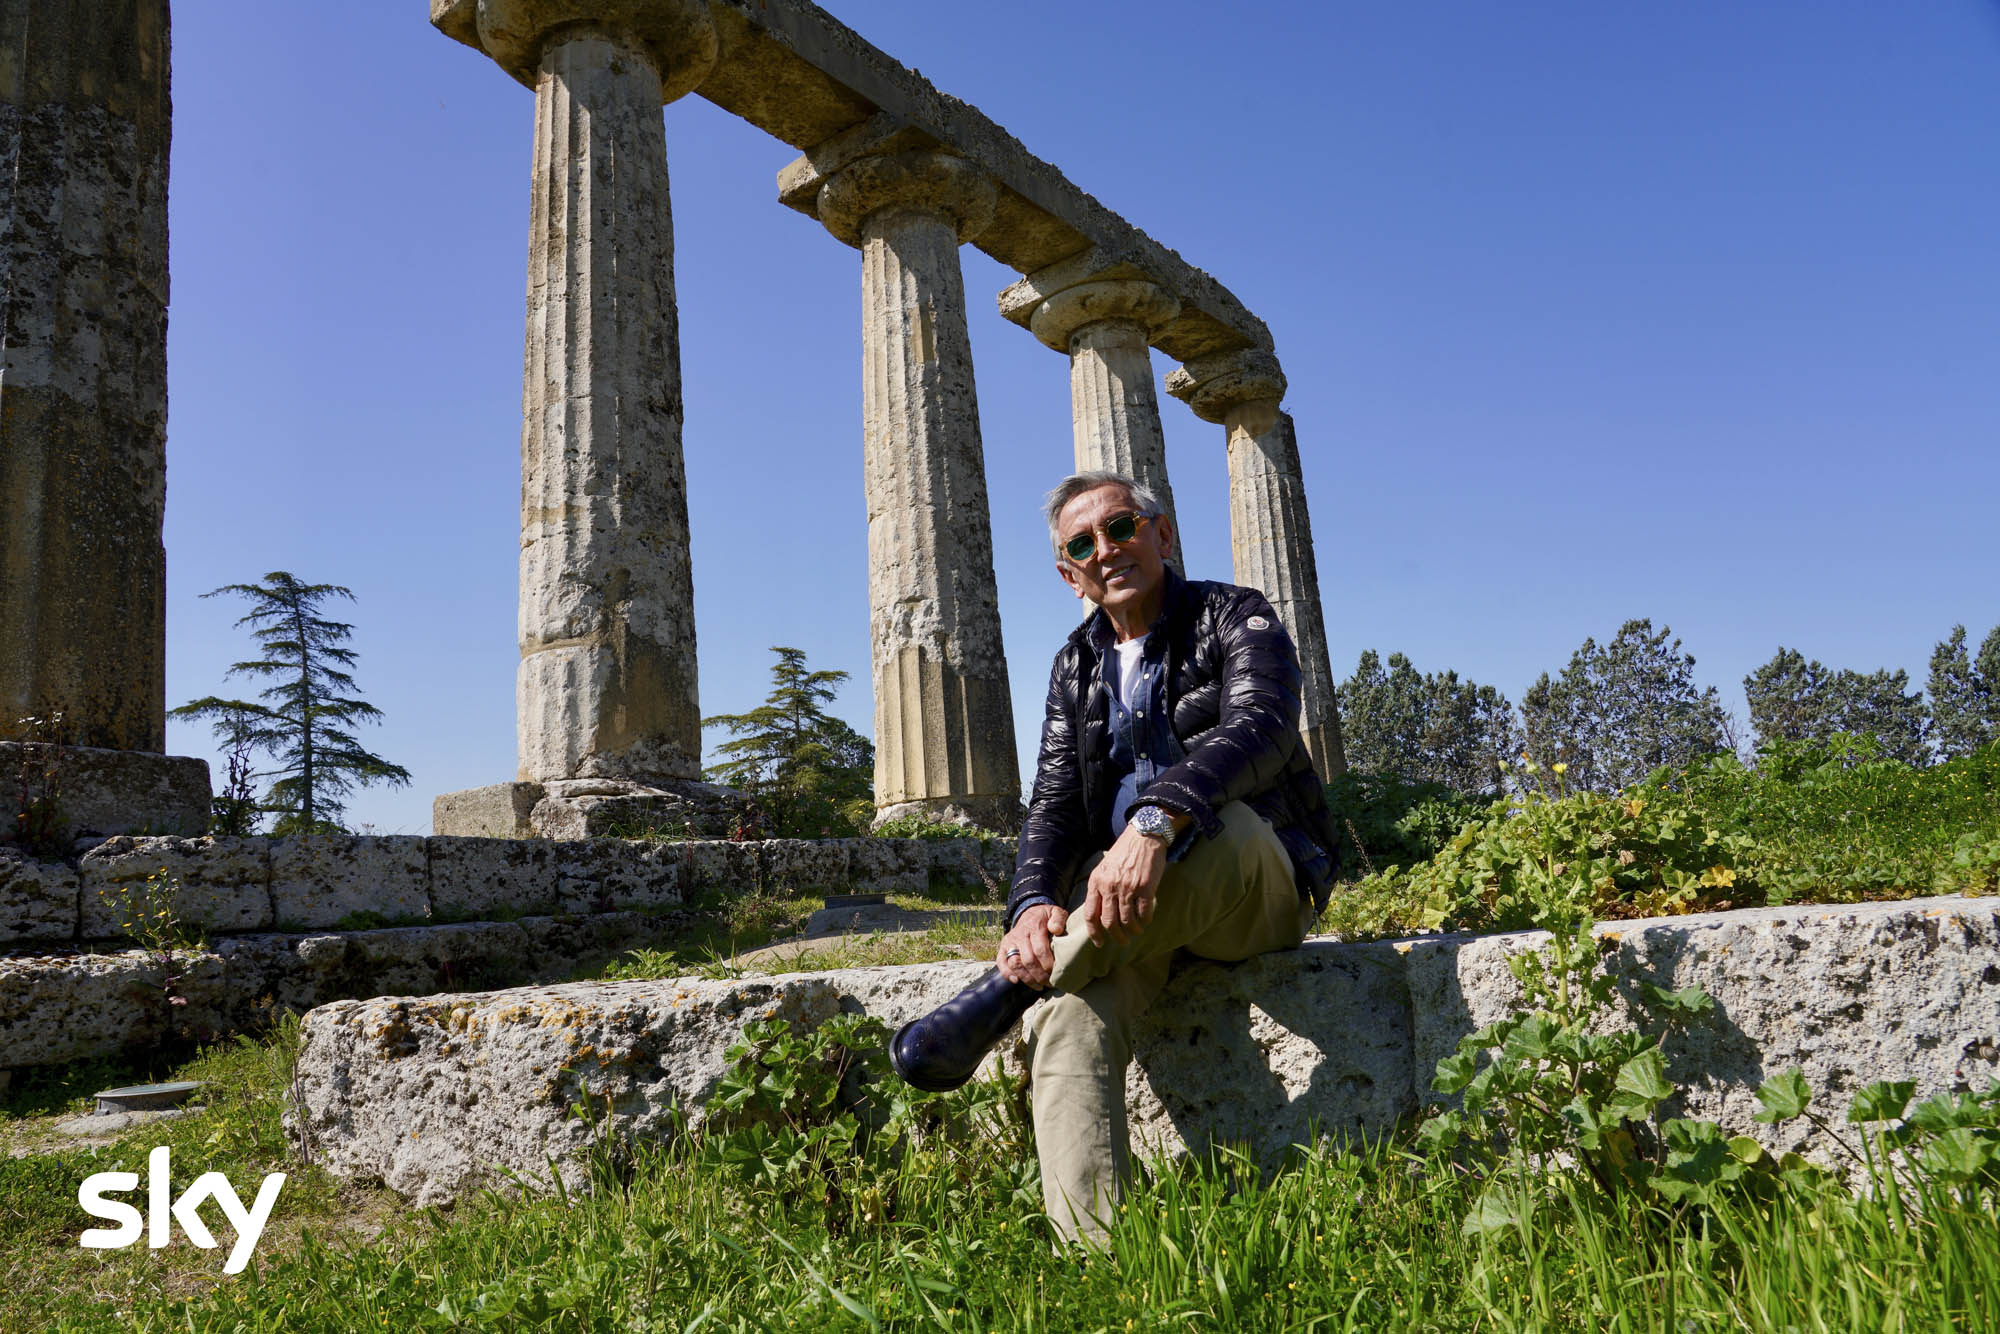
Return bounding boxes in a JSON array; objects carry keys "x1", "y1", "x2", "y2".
[{"x1": 1043, "y1": 471, "x2": 1165, "y2": 559}]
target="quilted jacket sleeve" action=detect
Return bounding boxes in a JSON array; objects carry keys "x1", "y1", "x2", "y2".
[
  {"x1": 1005, "y1": 647, "x2": 1092, "y2": 928},
  {"x1": 1138, "y1": 587, "x2": 1303, "y2": 839}
]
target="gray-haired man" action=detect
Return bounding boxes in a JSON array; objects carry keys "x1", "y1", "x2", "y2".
[{"x1": 891, "y1": 470, "x2": 1339, "y2": 1243}]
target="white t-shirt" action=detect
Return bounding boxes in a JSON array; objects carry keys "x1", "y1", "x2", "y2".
[{"x1": 1109, "y1": 635, "x2": 1147, "y2": 836}]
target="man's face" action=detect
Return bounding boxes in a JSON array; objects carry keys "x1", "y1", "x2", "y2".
[{"x1": 1054, "y1": 484, "x2": 1175, "y2": 620}]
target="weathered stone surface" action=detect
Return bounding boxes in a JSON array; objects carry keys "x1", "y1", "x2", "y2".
[
  {"x1": 288, "y1": 895, "x2": 2000, "y2": 1204},
  {"x1": 433, "y1": 782, "x2": 543, "y2": 838},
  {"x1": 814, "y1": 148, "x2": 1020, "y2": 833},
  {"x1": 287, "y1": 976, "x2": 847, "y2": 1204},
  {"x1": 552, "y1": 839, "x2": 682, "y2": 915},
  {"x1": 0, "y1": 743, "x2": 209, "y2": 845},
  {"x1": 0, "y1": 848, "x2": 78, "y2": 945},
  {"x1": 78, "y1": 836, "x2": 271, "y2": 939},
  {"x1": 0, "y1": 945, "x2": 224, "y2": 1069},
  {"x1": 0, "y1": 0, "x2": 172, "y2": 754},
  {"x1": 676, "y1": 839, "x2": 758, "y2": 895},
  {"x1": 271, "y1": 835, "x2": 430, "y2": 930},
  {"x1": 528, "y1": 779, "x2": 749, "y2": 840},
  {"x1": 756, "y1": 839, "x2": 851, "y2": 892},
  {"x1": 845, "y1": 837, "x2": 928, "y2": 893},
  {"x1": 515, "y1": 29, "x2": 702, "y2": 788},
  {"x1": 1, "y1": 909, "x2": 705, "y2": 1071},
  {"x1": 428, "y1": 836, "x2": 558, "y2": 919},
  {"x1": 1402, "y1": 897, "x2": 2000, "y2": 1160}
]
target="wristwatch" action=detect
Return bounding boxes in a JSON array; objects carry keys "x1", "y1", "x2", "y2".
[{"x1": 1130, "y1": 803, "x2": 1178, "y2": 845}]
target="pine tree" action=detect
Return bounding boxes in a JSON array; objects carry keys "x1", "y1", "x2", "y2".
[
  {"x1": 1336, "y1": 650, "x2": 1513, "y2": 794},
  {"x1": 172, "y1": 572, "x2": 410, "y2": 835},
  {"x1": 701, "y1": 647, "x2": 875, "y2": 837},
  {"x1": 1930, "y1": 624, "x2": 2000, "y2": 760},
  {"x1": 1521, "y1": 619, "x2": 1727, "y2": 792},
  {"x1": 1746, "y1": 647, "x2": 1930, "y2": 765}
]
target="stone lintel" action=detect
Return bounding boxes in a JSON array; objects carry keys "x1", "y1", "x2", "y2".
[
  {"x1": 429, "y1": 0, "x2": 720, "y2": 99},
  {"x1": 773, "y1": 112, "x2": 938, "y2": 211}
]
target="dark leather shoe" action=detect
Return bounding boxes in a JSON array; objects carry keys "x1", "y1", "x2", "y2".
[{"x1": 890, "y1": 968, "x2": 1048, "y2": 1092}]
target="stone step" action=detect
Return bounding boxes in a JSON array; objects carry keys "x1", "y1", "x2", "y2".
[
  {"x1": 1, "y1": 834, "x2": 1016, "y2": 947},
  {"x1": 285, "y1": 895, "x2": 2000, "y2": 1206}
]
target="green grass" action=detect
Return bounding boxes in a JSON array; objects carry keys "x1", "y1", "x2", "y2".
[{"x1": 6, "y1": 1027, "x2": 1996, "y2": 1332}]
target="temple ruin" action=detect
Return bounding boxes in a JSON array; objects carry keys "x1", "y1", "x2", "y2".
[{"x1": 426, "y1": 0, "x2": 1348, "y2": 838}]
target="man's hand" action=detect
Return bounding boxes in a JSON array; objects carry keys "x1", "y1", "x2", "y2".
[
  {"x1": 1078, "y1": 824, "x2": 1171, "y2": 947},
  {"x1": 998, "y1": 903, "x2": 1066, "y2": 989}
]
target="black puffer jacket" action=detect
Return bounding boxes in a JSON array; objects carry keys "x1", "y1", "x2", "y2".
[{"x1": 1006, "y1": 569, "x2": 1341, "y2": 928}]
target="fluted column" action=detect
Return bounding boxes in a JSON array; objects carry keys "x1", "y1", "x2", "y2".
[
  {"x1": 1027, "y1": 279, "x2": 1182, "y2": 564},
  {"x1": 502, "y1": 4, "x2": 716, "y2": 786},
  {"x1": 1, "y1": 0, "x2": 171, "y2": 752},
  {"x1": 815, "y1": 150, "x2": 1021, "y2": 830},
  {"x1": 1167, "y1": 350, "x2": 1346, "y2": 777}
]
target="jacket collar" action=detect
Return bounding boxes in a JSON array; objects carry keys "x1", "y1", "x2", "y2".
[{"x1": 1074, "y1": 566, "x2": 1193, "y2": 656}]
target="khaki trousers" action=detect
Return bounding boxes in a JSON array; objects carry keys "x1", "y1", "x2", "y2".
[{"x1": 1023, "y1": 800, "x2": 1312, "y2": 1244}]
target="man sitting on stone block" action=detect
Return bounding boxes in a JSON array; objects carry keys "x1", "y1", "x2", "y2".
[{"x1": 890, "y1": 469, "x2": 1340, "y2": 1244}]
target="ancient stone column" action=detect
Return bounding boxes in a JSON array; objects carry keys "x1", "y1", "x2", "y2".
[
  {"x1": 429, "y1": 0, "x2": 737, "y2": 838},
  {"x1": 0, "y1": 0, "x2": 171, "y2": 753},
  {"x1": 1167, "y1": 350, "x2": 1347, "y2": 777},
  {"x1": 815, "y1": 150, "x2": 1021, "y2": 831},
  {"x1": 1027, "y1": 279, "x2": 1182, "y2": 563}
]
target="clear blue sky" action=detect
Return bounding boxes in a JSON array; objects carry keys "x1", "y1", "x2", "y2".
[{"x1": 159, "y1": 2, "x2": 2000, "y2": 833}]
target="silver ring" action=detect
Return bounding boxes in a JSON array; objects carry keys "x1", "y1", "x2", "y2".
[{"x1": 1005, "y1": 948, "x2": 1022, "y2": 959}]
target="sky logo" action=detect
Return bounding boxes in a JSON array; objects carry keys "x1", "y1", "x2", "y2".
[{"x1": 77, "y1": 1146, "x2": 286, "y2": 1275}]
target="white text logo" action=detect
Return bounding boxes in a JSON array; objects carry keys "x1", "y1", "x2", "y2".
[{"x1": 78, "y1": 1145, "x2": 286, "y2": 1274}]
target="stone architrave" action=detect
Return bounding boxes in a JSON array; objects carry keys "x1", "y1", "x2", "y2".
[
  {"x1": 0, "y1": 0, "x2": 170, "y2": 753},
  {"x1": 1167, "y1": 349, "x2": 1346, "y2": 777},
  {"x1": 812, "y1": 149, "x2": 1021, "y2": 831},
  {"x1": 1027, "y1": 277, "x2": 1182, "y2": 567}
]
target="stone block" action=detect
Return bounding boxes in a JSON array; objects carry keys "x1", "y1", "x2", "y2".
[
  {"x1": 757, "y1": 840, "x2": 851, "y2": 892},
  {"x1": 432, "y1": 783, "x2": 543, "y2": 838},
  {"x1": 923, "y1": 838, "x2": 987, "y2": 891},
  {"x1": 270, "y1": 835, "x2": 430, "y2": 930},
  {"x1": 845, "y1": 838, "x2": 928, "y2": 893},
  {"x1": 0, "y1": 743, "x2": 209, "y2": 845},
  {"x1": 78, "y1": 836, "x2": 271, "y2": 939},
  {"x1": 0, "y1": 849, "x2": 78, "y2": 946},
  {"x1": 551, "y1": 840, "x2": 682, "y2": 915},
  {"x1": 678, "y1": 840, "x2": 758, "y2": 896},
  {"x1": 0, "y1": 946, "x2": 227, "y2": 1069},
  {"x1": 428, "y1": 836, "x2": 558, "y2": 919},
  {"x1": 286, "y1": 975, "x2": 848, "y2": 1205}
]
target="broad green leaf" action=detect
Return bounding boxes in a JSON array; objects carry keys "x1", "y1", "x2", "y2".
[
  {"x1": 1613, "y1": 1049, "x2": 1673, "y2": 1105},
  {"x1": 1847, "y1": 1080, "x2": 1916, "y2": 1124},
  {"x1": 1754, "y1": 1069, "x2": 1812, "y2": 1124},
  {"x1": 1727, "y1": 1135, "x2": 1767, "y2": 1164},
  {"x1": 1433, "y1": 1051, "x2": 1477, "y2": 1095},
  {"x1": 1639, "y1": 982, "x2": 1714, "y2": 1018},
  {"x1": 1461, "y1": 1182, "x2": 1523, "y2": 1237},
  {"x1": 1922, "y1": 1128, "x2": 1996, "y2": 1184},
  {"x1": 1502, "y1": 1014, "x2": 1556, "y2": 1063}
]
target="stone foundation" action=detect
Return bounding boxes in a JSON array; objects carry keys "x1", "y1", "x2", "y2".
[
  {"x1": 285, "y1": 895, "x2": 2000, "y2": 1205},
  {"x1": 0, "y1": 742, "x2": 209, "y2": 845},
  {"x1": 432, "y1": 779, "x2": 752, "y2": 840}
]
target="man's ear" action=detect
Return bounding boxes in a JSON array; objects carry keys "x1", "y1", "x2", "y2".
[
  {"x1": 1155, "y1": 515, "x2": 1176, "y2": 559},
  {"x1": 1056, "y1": 560, "x2": 1084, "y2": 598}
]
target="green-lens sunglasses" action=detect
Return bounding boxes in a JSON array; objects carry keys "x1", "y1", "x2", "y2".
[{"x1": 1064, "y1": 511, "x2": 1156, "y2": 563}]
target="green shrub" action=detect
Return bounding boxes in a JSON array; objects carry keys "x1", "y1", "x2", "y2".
[{"x1": 1322, "y1": 771, "x2": 1492, "y2": 875}]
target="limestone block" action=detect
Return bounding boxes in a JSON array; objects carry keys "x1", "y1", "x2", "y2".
[
  {"x1": 0, "y1": 744, "x2": 209, "y2": 845},
  {"x1": 286, "y1": 976, "x2": 847, "y2": 1205},
  {"x1": 924, "y1": 838, "x2": 987, "y2": 891},
  {"x1": 677, "y1": 840, "x2": 758, "y2": 895},
  {"x1": 1402, "y1": 896, "x2": 2000, "y2": 1161},
  {"x1": 756, "y1": 840, "x2": 851, "y2": 893},
  {"x1": 846, "y1": 838, "x2": 928, "y2": 893},
  {"x1": 1122, "y1": 943, "x2": 1415, "y2": 1163},
  {"x1": 217, "y1": 923, "x2": 538, "y2": 1020},
  {"x1": 78, "y1": 836, "x2": 271, "y2": 939},
  {"x1": 428, "y1": 837, "x2": 559, "y2": 919},
  {"x1": 271, "y1": 836, "x2": 430, "y2": 930},
  {"x1": 0, "y1": 947, "x2": 225, "y2": 1069},
  {"x1": 433, "y1": 782, "x2": 543, "y2": 838},
  {"x1": 0, "y1": 849, "x2": 78, "y2": 945},
  {"x1": 551, "y1": 839, "x2": 682, "y2": 915},
  {"x1": 982, "y1": 838, "x2": 1020, "y2": 892}
]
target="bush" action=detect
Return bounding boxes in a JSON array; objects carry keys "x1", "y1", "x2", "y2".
[{"x1": 1322, "y1": 771, "x2": 1492, "y2": 876}]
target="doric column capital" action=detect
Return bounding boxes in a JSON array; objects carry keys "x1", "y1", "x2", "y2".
[
  {"x1": 1164, "y1": 347, "x2": 1287, "y2": 424},
  {"x1": 436, "y1": 0, "x2": 718, "y2": 100},
  {"x1": 815, "y1": 149, "x2": 998, "y2": 249},
  {"x1": 1026, "y1": 279, "x2": 1181, "y2": 354}
]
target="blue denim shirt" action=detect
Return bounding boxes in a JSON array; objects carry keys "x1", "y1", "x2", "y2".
[{"x1": 1010, "y1": 622, "x2": 1195, "y2": 922}]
